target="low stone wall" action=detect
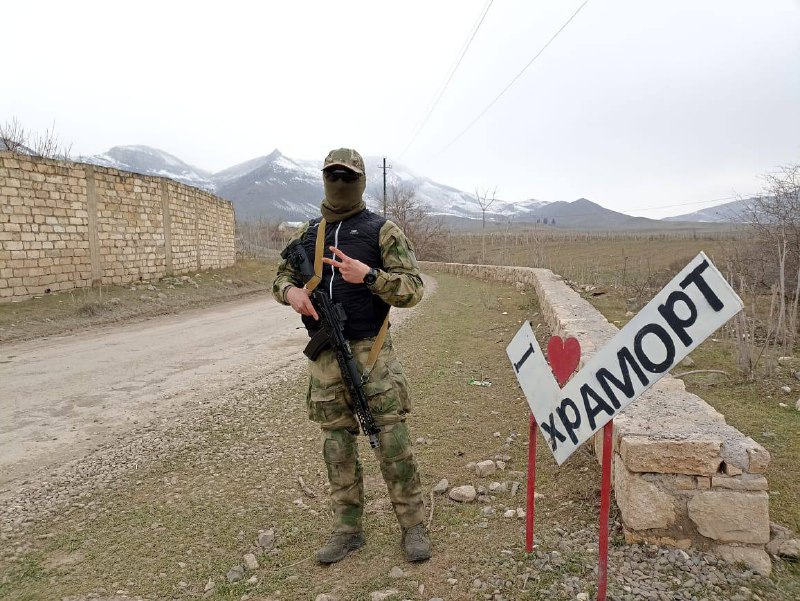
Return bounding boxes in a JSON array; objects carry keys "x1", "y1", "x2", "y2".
[
  {"x1": 421, "y1": 261, "x2": 773, "y2": 574},
  {"x1": 0, "y1": 152, "x2": 235, "y2": 301}
]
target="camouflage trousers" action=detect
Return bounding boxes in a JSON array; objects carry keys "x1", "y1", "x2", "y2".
[{"x1": 306, "y1": 333, "x2": 425, "y2": 533}]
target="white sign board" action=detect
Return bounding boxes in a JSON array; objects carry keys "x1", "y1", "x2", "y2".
[{"x1": 507, "y1": 252, "x2": 743, "y2": 465}]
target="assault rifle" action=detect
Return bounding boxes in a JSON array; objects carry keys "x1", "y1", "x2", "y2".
[{"x1": 281, "y1": 239, "x2": 381, "y2": 448}]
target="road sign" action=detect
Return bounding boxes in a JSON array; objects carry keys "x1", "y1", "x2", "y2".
[{"x1": 508, "y1": 251, "x2": 743, "y2": 465}]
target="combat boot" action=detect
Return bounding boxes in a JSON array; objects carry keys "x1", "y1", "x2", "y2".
[
  {"x1": 401, "y1": 523, "x2": 432, "y2": 562},
  {"x1": 315, "y1": 531, "x2": 365, "y2": 564}
]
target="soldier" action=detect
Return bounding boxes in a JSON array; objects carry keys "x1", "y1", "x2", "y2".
[{"x1": 272, "y1": 148, "x2": 431, "y2": 564}]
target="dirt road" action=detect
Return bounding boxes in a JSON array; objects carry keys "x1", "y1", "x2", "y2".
[
  {"x1": 0, "y1": 279, "x2": 430, "y2": 492},
  {"x1": 0, "y1": 295, "x2": 309, "y2": 489}
]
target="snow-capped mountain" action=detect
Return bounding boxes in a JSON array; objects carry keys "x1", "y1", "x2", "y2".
[
  {"x1": 662, "y1": 198, "x2": 753, "y2": 223},
  {"x1": 83, "y1": 146, "x2": 213, "y2": 190},
  {"x1": 211, "y1": 150, "x2": 323, "y2": 220},
  {"x1": 79, "y1": 145, "x2": 724, "y2": 229},
  {"x1": 81, "y1": 145, "x2": 538, "y2": 221}
]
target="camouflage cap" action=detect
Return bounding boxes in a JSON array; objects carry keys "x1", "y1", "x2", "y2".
[{"x1": 323, "y1": 148, "x2": 365, "y2": 175}]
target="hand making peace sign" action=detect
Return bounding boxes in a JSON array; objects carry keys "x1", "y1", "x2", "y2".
[{"x1": 322, "y1": 246, "x2": 371, "y2": 284}]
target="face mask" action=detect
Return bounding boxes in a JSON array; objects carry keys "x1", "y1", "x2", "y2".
[{"x1": 321, "y1": 175, "x2": 366, "y2": 222}]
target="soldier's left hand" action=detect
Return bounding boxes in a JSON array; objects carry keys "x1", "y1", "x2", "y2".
[{"x1": 322, "y1": 246, "x2": 371, "y2": 284}]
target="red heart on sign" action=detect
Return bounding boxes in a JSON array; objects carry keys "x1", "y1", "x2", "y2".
[{"x1": 547, "y1": 336, "x2": 581, "y2": 387}]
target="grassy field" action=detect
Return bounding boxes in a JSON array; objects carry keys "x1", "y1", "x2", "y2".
[
  {"x1": 445, "y1": 228, "x2": 735, "y2": 299},
  {"x1": 1, "y1": 262, "x2": 797, "y2": 600},
  {"x1": 0, "y1": 238, "x2": 800, "y2": 601},
  {"x1": 1, "y1": 270, "x2": 601, "y2": 600}
]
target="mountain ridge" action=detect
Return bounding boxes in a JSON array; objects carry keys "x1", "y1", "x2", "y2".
[{"x1": 78, "y1": 145, "x2": 740, "y2": 229}]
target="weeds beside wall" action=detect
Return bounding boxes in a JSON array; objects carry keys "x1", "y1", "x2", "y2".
[
  {"x1": 443, "y1": 224, "x2": 798, "y2": 381},
  {"x1": 0, "y1": 151, "x2": 235, "y2": 301}
]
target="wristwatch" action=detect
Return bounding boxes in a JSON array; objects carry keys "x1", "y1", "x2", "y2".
[{"x1": 363, "y1": 268, "x2": 378, "y2": 286}]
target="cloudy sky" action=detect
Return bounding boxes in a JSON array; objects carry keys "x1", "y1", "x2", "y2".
[{"x1": 4, "y1": 0, "x2": 799, "y2": 218}]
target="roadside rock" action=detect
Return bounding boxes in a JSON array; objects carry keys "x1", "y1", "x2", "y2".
[
  {"x1": 716, "y1": 545, "x2": 771, "y2": 576},
  {"x1": 389, "y1": 566, "x2": 405, "y2": 578},
  {"x1": 475, "y1": 460, "x2": 496, "y2": 477},
  {"x1": 766, "y1": 521, "x2": 800, "y2": 559},
  {"x1": 432, "y1": 479, "x2": 449, "y2": 494},
  {"x1": 488, "y1": 481, "x2": 507, "y2": 493},
  {"x1": 370, "y1": 589, "x2": 400, "y2": 601},
  {"x1": 774, "y1": 538, "x2": 800, "y2": 558},
  {"x1": 243, "y1": 553, "x2": 259, "y2": 570},
  {"x1": 258, "y1": 528, "x2": 275, "y2": 550},
  {"x1": 226, "y1": 565, "x2": 244, "y2": 583},
  {"x1": 449, "y1": 485, "x2": 477, "y2": 502}
]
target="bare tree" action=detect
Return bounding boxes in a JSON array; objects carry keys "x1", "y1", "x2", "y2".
[
  {"x1": 747, "y1": 163, "x2": 800, "y2": 352},
  {"x1": 235, "y1": 218, "x2": 284, "y2": 258},
  {"x1": 475, "y1": 186, "x2": 497, "y2": 229},
  {"x1": 0, "y1": 117, "x2": 72, "y2": 160},
  {"x1": 0, "y1": 117, "x2": 28, "y2": 153},
  {"x1": 475, "y1": 186, "x2": 497, "y2": 263},
  {"x1": 725, "y1": 162, "x2": 800, "y2": 378},
  {"x1": 385, "y1": 181, "x2": 447, "y2": 260},
  {"x1": 31, "y1": 122, "x2": 72, "y2": 160}
]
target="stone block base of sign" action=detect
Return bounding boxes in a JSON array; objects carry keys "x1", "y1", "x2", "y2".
[{"x1": 420, "y1": 261, "x2": 772, "y2": 575}]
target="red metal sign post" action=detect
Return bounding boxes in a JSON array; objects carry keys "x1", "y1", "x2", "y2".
[
  {"x1": 524, "y1": 335, "x2": 612, "y2": 601},
  {"x1": 597, "y1": 420, "x2": 613, "y2": 600},
  {"x1": 512, "y1": 255, "x2": 745, "y2": 601},
  {"x1": 525, "y1": 336, "x2": 581, "y2": 552},
  {"x1": 525, "y1": 413, "x2": 537, "y2": 553}
]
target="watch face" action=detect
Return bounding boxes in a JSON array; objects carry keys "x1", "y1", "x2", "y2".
[{"x1": 365, "y1": 269, "x2": 377, "y2": 285}]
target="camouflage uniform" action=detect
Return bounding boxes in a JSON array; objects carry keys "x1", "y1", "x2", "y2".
[{"x1": 273, "y1": 220, "x2": 426, "y2": 534}]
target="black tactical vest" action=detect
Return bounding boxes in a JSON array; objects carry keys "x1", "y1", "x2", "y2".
[{"x1": 300, "y1": 209, "x2": 389, "y2": 340}]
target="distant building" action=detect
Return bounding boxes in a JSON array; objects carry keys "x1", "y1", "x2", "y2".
[{"x1": 278, "y1": 221, "x2": 304, "y2": 233}]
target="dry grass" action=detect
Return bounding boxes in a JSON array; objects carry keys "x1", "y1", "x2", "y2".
[
  {"x1": 0, "y1": 272, "x2": 610, "y2": 600},
  {"x1": 1, "y1": 248, "x2": 798, "y2": 600}
]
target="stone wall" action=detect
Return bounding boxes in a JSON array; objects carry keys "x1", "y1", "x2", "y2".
[
  {"x1": 0, "y1": 152, "x2": 234, "y2": 301},
  {"x1": 421, "y1": 260, "x2": 773, "y2": 574}
]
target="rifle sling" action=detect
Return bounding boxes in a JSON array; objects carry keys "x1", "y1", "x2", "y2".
[
  {"x1": 304, "y1": 218, "x2": 327, "y2": 293},
  {"x1": 308, "y1": 217, "x2": 390, "y2": 380}
]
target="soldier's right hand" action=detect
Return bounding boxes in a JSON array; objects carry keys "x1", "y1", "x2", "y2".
[{"x1": 286, "y1": 286, "x2": 319, "y2": 320}]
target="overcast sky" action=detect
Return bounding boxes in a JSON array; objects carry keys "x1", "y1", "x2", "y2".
[{"x1": 4, "y1": 0, "x2": 799, "y2": 218}]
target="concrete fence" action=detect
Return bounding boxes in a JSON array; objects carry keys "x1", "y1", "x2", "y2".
[
  {"x1": 0, "y1": 151, "x2": 235, "y2": 302},
  {"x1": 421, "y1": 260, "x2": 773, "y2": 575}
]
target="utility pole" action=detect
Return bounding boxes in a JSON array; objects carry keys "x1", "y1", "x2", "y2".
[{"x1": 380, "y1": 157, "x2": 392, "y2": 217}]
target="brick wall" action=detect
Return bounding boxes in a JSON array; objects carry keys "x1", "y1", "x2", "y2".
[{"x1": 0, "y1": 152, "x2": 234, "y2": 301}]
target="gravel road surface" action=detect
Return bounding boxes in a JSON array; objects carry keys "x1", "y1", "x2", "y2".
[{"x1": 0, "y1": 295, "x2": 307, "y2": 490}]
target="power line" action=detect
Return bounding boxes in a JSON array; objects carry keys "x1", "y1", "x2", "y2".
[
  {"x1": 397, "y1": 0, "x2": 494, "y2": 159},
  {"x1": 425, "y1": 0, "x2": 590, "y2": 164}
]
